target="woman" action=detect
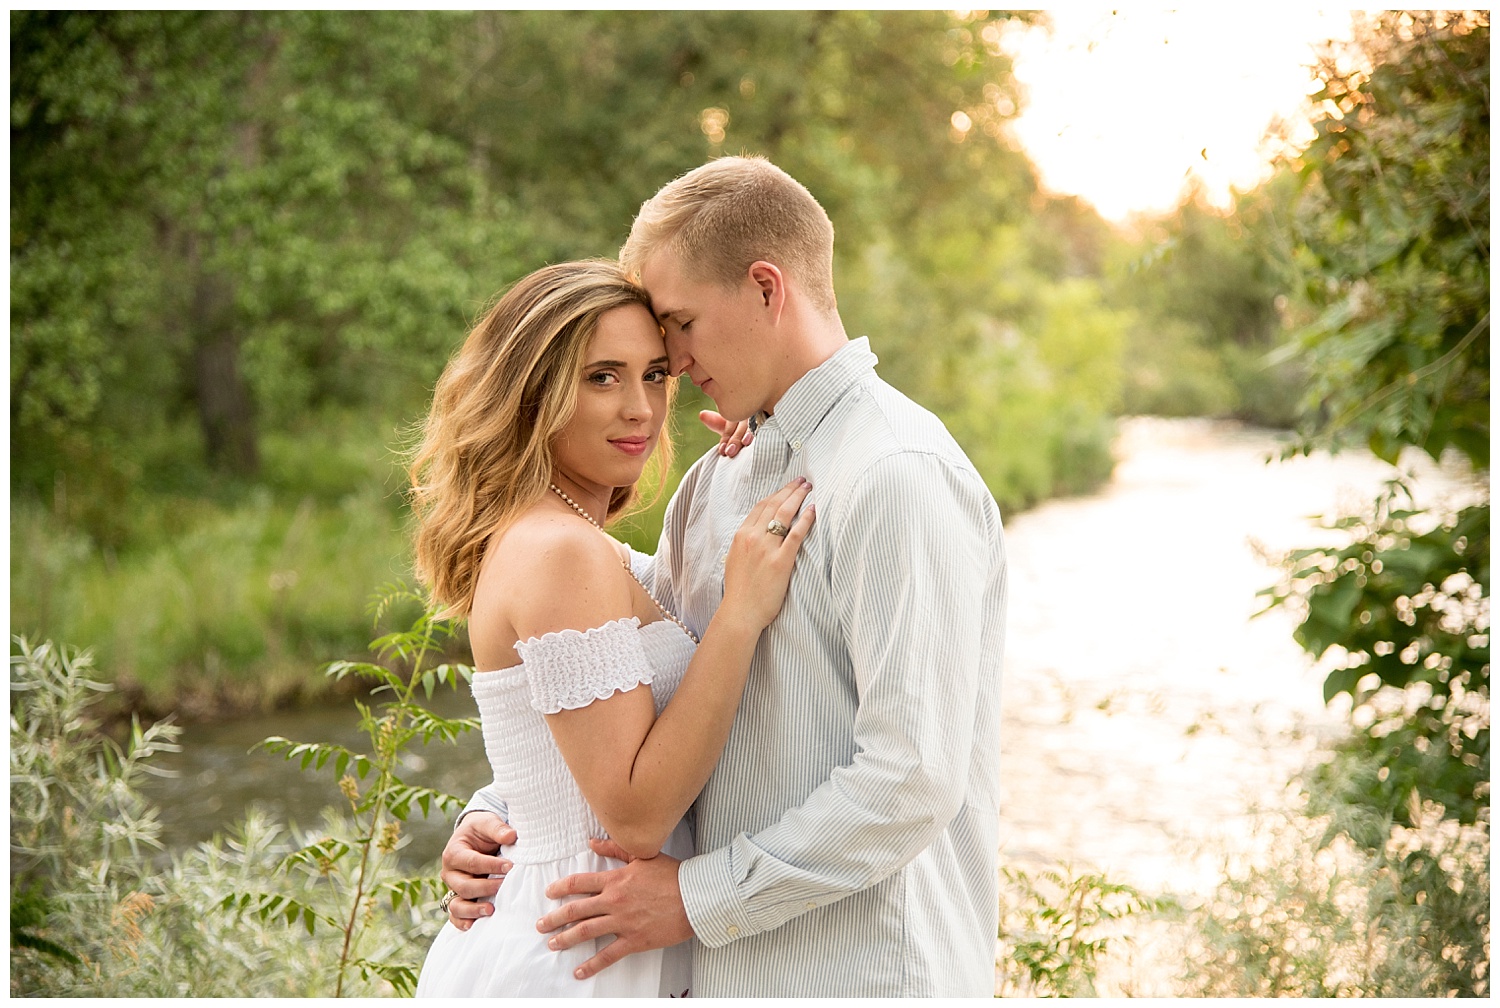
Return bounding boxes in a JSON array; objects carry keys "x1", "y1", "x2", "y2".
[{"x1": 409, "y1": 260, "x2": 812, "y2": 997}]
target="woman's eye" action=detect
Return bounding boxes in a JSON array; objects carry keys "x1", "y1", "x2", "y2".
[
  {"x1": 646, "y1": 368, "x2": 669, "y2": 383},
  {"x1": 588, "y1": 371, "x2": 617, "y2": 386}
]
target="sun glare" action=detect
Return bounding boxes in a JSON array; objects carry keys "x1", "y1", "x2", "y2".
[{"x1": 1002, "y1": 8, "x2": 1367, "y2": 221}]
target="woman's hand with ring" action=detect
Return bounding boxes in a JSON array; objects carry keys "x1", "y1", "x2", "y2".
[{"x1": 720, "y1": 478, "x2": 815, "y2": 631}]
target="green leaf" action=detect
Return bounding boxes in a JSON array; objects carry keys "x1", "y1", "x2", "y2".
[
  {"x1": 324, "y1": 660, "x2": 400, "y2": 688},
  {"x1": 1323, "y1": 664, "x2": 1365, "y2": 704},
  {"x1": 256, "y1": 737, "x2": 372, "y2": 777}
]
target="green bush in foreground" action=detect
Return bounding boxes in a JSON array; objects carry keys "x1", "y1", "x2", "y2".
[
  {"x1": 230, "y1": 586, "x2": 478, "y2": 995},
  {"x1": 996, "y1": 863, "x2": 1161, "y2": 997},
  {"x1": 8, "y1": 628, "x2": 463, "y2": 996},
  {"x1": 1177, "y1": 745, "x2": 1489, "y2": 998}
]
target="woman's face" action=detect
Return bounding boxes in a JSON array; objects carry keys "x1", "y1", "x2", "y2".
[{"x1": 550, "y1": 304, "x2": 670, "y2": 498}]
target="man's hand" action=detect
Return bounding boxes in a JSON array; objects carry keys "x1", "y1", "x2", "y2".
[
  {"x1": 536, "y1": 838, "x2": 694, "y2": 980},
  {"x1": 440, "y1": 812, "x2": 516, "y2": 930}
]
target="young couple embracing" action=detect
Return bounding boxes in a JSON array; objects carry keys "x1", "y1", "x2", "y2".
[{"x1": 410, "y1": 155, "x2": 1006, "y2": 998}]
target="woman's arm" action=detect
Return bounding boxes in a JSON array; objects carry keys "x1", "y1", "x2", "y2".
[{"x1": 502, "y1": 479, "x2": 812, "y2": 859}]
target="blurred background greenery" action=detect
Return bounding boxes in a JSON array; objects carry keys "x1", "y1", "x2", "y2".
[{"x1": 12, "y1": 9, "x2": 1326, "y2": 713}]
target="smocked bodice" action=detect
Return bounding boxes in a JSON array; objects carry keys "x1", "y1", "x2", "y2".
[{"x1": 469, "y1": 617, "x2": 695, "y2": 863}]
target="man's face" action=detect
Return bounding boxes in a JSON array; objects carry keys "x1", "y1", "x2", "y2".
[{"x1": 640, "y1": 249, "x2": 772, "y2": 422}]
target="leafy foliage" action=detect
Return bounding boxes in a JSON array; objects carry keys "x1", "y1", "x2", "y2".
[
  {"x1": 996, "y1": 863, "x2": 1160, "y2": 997},
  {"x1": 1263, "y1": 9, "x2": 1490, "y2": 823},
  {"x1": 1248, "y1": 14, "x2": 1490, "y2": 992},
  {"x1": 1260, "y1": 493, "x2": 1488, "y2": 829},
  {"x1": 1112, "y1": 181, "x2": 1303, "y2": 426},
  {"x1": 9, "y1": 638, "x2": 397, "y2": 996},
  {"x1": 1282, "y1": 12, "x2": 1488, "y2": 468},
  {"x1": 9, "y1": 608, "x2": 473, "y2": 996},
  {"x1": 232, "y1": 586, "x2": 476, "y2": 995},
  {"x1": 1179, "y1": 750, "x2": 1488, "y2": 997}
]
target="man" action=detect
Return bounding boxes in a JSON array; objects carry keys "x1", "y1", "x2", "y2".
[{"x1": 440, "y1": 155, "x2": 1007, "y2": 996}]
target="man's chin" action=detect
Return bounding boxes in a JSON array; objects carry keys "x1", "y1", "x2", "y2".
[{"x1": 700, "y1": 382, "x2": 745, "y2": 421}]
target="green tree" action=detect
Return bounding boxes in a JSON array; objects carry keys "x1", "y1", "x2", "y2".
[
  {"x1": 13, "y1": 10, "x2": 1132, "y2": 703},
  {"x1": 1259, "y1": 13, "x2": 1487, "y2": 995},
  {"x1": 12, "y1": 12, "x2": 527, "y2": 491},
  {"x1": 1283, "y1": 11, "x2": 1488, "y2": 468},
  {"x1": 1111, "y1": 178, "x2": 1303, "y2": 425}
]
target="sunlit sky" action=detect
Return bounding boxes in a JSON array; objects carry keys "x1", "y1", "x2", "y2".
[{"x1": 1002, "y1": 8, "x2": 1365, "y2": 221}]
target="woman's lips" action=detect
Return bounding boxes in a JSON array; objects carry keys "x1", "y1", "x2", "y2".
[{"x1": 610, "y1": 436, "x2": 650, "y2": 457}]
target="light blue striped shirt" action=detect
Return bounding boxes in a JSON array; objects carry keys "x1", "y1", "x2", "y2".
[{"x1": 468, "y1": 338, "x2": 1007, "y2": 996}]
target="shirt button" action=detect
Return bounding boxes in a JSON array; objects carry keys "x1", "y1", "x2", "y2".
[
  {"x1": 791, "y1": 439, "x2": 802, "y2": 450},
  {"x1": 726, "y1": 925, "x2": 740, "y2": 937},
  {"x1": 805, "y1": 901, "x2": 817, "y2": 909}
]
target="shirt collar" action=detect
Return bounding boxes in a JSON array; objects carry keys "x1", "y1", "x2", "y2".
[{"x1": 759, "y1": 337, "x2": 878, "y2": 446}]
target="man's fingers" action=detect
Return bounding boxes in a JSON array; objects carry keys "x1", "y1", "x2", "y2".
[
  {"x1": 544, "y1": 869, "x2": 610, "y2": 901},
  {"x1": 588, "y1": 837, "x2": 634, "y2": 862},
  {"x1": 456, "y1": 810, "x2": 517, "y2": 848},
  {"x1": 442, "y1": 868, "x2": 504, "y2": 901},
  {"x1": 480, "y1": 823, "x2": 519, "y2": 846},
  {"x1": 446, "y1": 895, "x2": 495, "y2": 928},
  {"x1": 544, "y1": 914, "x2": 616, "y2": 952},
  {"x1": 571, "y1": 935, "x2": 635, "y2": 981},
  {"x1": 536, "y1": 891, "x2": 608, "y2": 934},
  {"x1": 446, "y1": 848, "x2": 512, "y2": 879}
]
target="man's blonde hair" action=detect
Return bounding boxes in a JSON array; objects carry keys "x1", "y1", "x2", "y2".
[{"x1": 621, "y1": 155, "x2": 837, "y2": 314}]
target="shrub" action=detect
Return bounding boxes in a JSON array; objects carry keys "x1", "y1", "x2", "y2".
[
  {"x1": 9, "y1": 611, "x2": 472, "y2": 996},
  {"x1": 1177, "y1": 743, "x2": 1489, "y2": 997}
]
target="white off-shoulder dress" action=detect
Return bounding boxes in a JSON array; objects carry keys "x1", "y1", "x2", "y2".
[{"x1": 415, "y1": 616, "x2": 696, "y2": 998}]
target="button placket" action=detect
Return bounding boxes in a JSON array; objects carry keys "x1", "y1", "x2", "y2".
[{"x1": 745, "y1": 420, "x2": 792, "y2": 500}]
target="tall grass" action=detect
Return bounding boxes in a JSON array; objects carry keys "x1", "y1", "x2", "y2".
[{"x1": 11, "y1": 489, "x2": 413, "y2": 714}]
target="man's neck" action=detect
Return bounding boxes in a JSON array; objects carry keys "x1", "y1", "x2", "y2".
[{"x1": 762, "y1": 313, "x2": 849, "y2": 416}]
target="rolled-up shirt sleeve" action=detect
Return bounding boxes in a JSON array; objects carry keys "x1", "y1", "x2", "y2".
[
  {"x1": 679, "y1": 450, "x2": 997, "y2": 944},
  {"x1": 459, "y1": 781, "x2": 509, "y2": 825}
]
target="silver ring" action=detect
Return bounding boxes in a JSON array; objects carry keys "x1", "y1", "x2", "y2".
[
  {"x1": 439, "y1": 890, "x2": 458, "y2": 914},
  {"x1": 767, "y1": 519, "x2": 790, "y2": 537}
]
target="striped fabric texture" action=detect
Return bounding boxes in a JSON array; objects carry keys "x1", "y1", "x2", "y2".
[
  {"x1": 468, "y1": 338, "x2": 1007, "y2": 996},
  {"x1": 654, "y1": 338, "x2": 1007, "y2": 996}
]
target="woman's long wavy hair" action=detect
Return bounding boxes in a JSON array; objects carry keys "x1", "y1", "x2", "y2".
[{"x1": 408, "y1": 260, "x2": 673, "y2": 618}]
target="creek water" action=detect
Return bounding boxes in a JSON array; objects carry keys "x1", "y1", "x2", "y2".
[{"x1": 140, "y1": 417, "x2": 1480, "y2": 917}]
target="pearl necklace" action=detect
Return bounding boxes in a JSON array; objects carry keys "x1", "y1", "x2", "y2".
[{"x1": 548, "y1": 483, "x2": 701, "y2": 644}]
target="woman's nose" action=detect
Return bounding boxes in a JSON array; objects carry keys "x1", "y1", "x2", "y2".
[{"x1": 621, "y1": 381, "x2": 653, "y2": 421}]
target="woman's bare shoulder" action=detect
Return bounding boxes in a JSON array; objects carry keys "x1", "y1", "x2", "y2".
[{"x1": 472, "y1": 507, "x2": 633, "y2": 647}]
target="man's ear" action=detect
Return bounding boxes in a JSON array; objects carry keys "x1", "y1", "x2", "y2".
[{"x1": 747, "y1": 261, "x2": 785, "y2": 319}]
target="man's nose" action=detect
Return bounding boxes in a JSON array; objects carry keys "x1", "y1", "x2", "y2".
[{"x1": 664, "y1": 334, "x2": 691, "y2": 378}]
